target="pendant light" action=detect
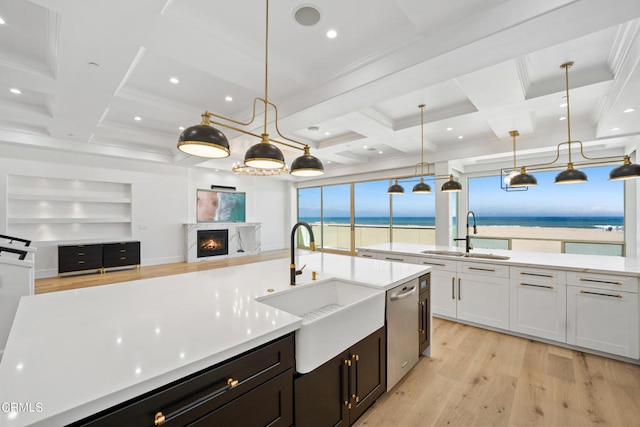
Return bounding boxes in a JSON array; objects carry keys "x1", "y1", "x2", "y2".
[
  {"x1": 177, "y1": 0, "x2": 324, "y2": 176},
  {"x1": 554, "y1": 62, "x2": 586, "y2": 184},
  {"x1": 412, "y1": 105, "x2": 432, "y2": 193},
  {"x1": 512, "y1": 61, "x2": 640, "y2": 184},
  {"x1": 441, "y1": 175, "x2": 462, "y2": 192},
  {"x1": 387, "y1": 179, "x2": 405, "y2": 194},
  {"x1": 506, "y1": 130, "x2": 537, "y2": 188}
]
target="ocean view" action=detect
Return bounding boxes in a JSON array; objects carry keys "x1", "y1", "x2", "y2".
[{"x1": 300, "y1": 216, "x2": 624, "y2": 230}]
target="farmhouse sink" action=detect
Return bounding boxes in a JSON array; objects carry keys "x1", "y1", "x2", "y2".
[{"x1": 256, "y1": 279, "x2": 384, "y2": 373}]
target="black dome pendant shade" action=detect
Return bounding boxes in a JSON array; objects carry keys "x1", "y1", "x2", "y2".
[
  {"x1": 609, "y1": 156, "x2": 640, "y2": 180},
  {"x1": 441, "y1": 175, "x2": 462, "y2": 192},
  {"x1": 509, "y1": 167, "x2": 538, "y2": 187},
  {"x1": 178, "y1": 123, "x2": 230, "y2": 158},
  {"x1": 387, "y1": 179, "x2": 405, "y2": 194},
  {"x1": 244, "y1": 135, "x2": 285, "y2": 169},
  {"x1": 555, "y1": 163, "x2": 587, "y2": 184},
  {"x1": 291, "y1": 146, "x2": 324, "y2": 177},
  {"x1": 412, "y1": 178, "x2": 432, "y2": 193}
]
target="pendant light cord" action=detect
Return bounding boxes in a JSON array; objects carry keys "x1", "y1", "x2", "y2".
[
  {"x1": 263, "y1": 0, "x2": 270, "y2": 135},
  {"x1": 563, "y1": 62, "x2": 573, "y2": 164},
  {"x1": 419, "y1": 104, "x2": 425, "y2": 176}
]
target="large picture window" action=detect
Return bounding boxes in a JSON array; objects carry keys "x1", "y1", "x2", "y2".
[{"x1": 468, "y1": 166, "x2": 625, "y2": 255}]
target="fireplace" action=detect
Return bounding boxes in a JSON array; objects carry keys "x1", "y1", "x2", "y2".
[{"x1": 197, "y1": 229, "x2": 229, "y2": 258}]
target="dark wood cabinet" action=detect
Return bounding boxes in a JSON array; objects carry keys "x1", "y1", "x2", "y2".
[
  {"x1": 71, "y1": 333, "x2": 294, "y2": 427},
  {"x1": 58, "y1": 241, "x2": 140, "y2": 276},
  {"x1": 419, "y1": 273, "x2": 431, "y2": 354},
  {"x1": 103, "y1": 241, "x2": 140, "y2": 269},
  {"x1": 295, "y1": 326, "x2": 386, "y2": 427},
  {"x1": 58, "y1": 244, "x2": 103, "y2": 275}
]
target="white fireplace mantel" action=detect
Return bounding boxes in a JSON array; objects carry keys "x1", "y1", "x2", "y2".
[{"x1": 184, "y1": 223, "x2": 261, "y2": 262}]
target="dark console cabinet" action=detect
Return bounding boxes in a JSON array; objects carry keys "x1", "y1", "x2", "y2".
[
  {"x1": 419, "y1": 273, "x2": 431, "y2": 354},
  {"x1": 71, "y1": 333, "x2": 294, "y2": 427},
  {"x1": 103, "y1": 241, "x2": 140, "y2": 269},
  {"x1": 58, "y1": 241, "x2": 140, "y2": 276},
  {"x1": 58, "y1": 244, "x2": 103, "y2": 275}
]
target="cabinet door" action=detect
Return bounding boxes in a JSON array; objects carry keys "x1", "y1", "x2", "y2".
[
  {"x1": 457, "y1": 274, "x2": 510, "y2": 330},
  {"x1": 510, "y1": 282, "x2": 566, "y2": 342},
  {"x1": 431, "y1": 270, "x2": 457, "y2": 318},
  {"x1": 349, "y1": 327, "x2": 386, "y2": 423},
  {"x1": 419, "y1": 286, "x2": 430, "y2": 354},
  {"x1": 294, "y1": 351, "x2": 349, "y2": 427},
  {"x1": 567, "y1": 286, "x2": 639, "y2": 359}
]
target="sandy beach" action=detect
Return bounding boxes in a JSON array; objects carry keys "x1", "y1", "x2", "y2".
[{"x1": 309, "y1": 223, "x2": 624, "y2": 254}]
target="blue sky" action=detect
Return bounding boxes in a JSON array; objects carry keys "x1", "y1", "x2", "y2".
[{"x1": 298, "y1": 166, "x2": 623, "y2": 218}]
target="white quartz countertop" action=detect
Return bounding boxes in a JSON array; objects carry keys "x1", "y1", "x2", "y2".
[
  {"x1": 0, "y1": 252, "x2": 427, "y2": 427},
  {"x1": 358, "y1": 243, "x2": 640, "y2": 277}
]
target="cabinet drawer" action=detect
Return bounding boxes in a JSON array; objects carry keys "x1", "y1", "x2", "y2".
[
  {"x1": 511, "y1": 267, "x2": 566, "y2": 285},
  {"x1": 459, "y1": 261, "x2": 509, "y2": 278},
  {"x1": 357, "y1": 250, "x2": 378, "y2": 259},
  {"x1": 566, "y1": 271, "x2": 638, "y2": 293},
  {"x1": 409, "y1": 256, "x2": 458, "y2": 272},
  {"x1": 76, "y1": 334, "x2": 294, "y2": 427},
  {"x1": 103, "y1": 242, "x2": 141, "y2": 268},
  {"x1": 58, "y1": 244, "x2": 102, "y2": 259}
]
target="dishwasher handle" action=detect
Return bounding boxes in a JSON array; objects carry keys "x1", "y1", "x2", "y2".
[{"x1": 389, "y1": 285, "x2": 417, "y2": 301}]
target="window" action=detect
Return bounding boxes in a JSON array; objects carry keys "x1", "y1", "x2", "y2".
[
  {"x1": 468, "y1": 166, "x2": 624, "y2": 255},
  {"x1": 354, "y1": 180, "x2": 391, "y2": 247},
  {"x1": 391, "y1": 178, "x2": 436, "y2": 245}
]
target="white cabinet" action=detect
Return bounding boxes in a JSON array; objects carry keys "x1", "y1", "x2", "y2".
[
  {"x1": 427, "y1": 259, "x2": 459, "y2": 319},
  {"x1": 357, "y1": 250, "x2": 378, "y2": 260},
  {"x1": 510, "y1": 267, "x2": 567, "y2": 342},
  {"x1": 457, "y1": 262, "x2": 510, "y2": 330},
  {"x1": 567, "y1": 272, "x2": 639, "y2": 359},
  {"x1": 418, "y1": 258, "x2": 510, "y2": 330}
]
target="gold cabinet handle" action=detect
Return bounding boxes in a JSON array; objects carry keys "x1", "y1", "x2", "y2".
[
  {"x1": 580, "y1": 290, "x2": 622, "y2": 299},
  {"x1": 154, "y1": 412, "x2": 165, "y2": 425},
  {"x1": 520, "y1": 283, "x2": 554, "y2": 290},
  {"x1": 458, "y1": 278, "x2": 461, "y2": 300},
  {"x1": 352, "y1": 393, "x2": 360, "y2": 403},
  {"x1": 419, "y1": 328, "x2": 425, "y2": 334},
  {"x1": 579, "y1": 277, "x2": 622, "y2": 285},
  {"x1": 227, "y1": 378, "x2": 239, "y2": 388},
  {"x1": 344, "y1": 400, "x2": 352, "y2": 409},
  {"x1": 352, "y1": 354, "x2": 359, "y2": 362}
]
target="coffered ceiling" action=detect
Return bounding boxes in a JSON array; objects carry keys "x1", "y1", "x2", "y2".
[{"x1": 1, "y1": 0, "x2": 640, "y2": 180}]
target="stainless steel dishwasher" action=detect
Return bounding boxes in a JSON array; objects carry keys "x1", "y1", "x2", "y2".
[{"x1": 386, "y1": 277, "x2": 419, "y2": 391}]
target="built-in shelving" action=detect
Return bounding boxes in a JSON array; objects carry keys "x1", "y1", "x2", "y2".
[{"x1": 6, "y1": 175, "x2": 133, "y2": 242}]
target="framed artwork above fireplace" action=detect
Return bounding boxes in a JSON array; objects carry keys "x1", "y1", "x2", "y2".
[{"x1": 196, "y1": 189, "x2": 246, "y2": 223}]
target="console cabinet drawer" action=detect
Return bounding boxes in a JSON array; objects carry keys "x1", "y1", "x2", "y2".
[
  {"x1": 567, "y1": 271, "x2": 638, "y2": 293},
  {"x1": 58, "y1": 244, "x2": 103, "y2": 273},
  {"x1": 103, "y1": 241, "x2": 141, "y2": 268}
]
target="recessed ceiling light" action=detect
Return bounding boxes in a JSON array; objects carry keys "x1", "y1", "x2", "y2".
[
  {"x1": 446, "y1": 127, "x2": 453, "y2": 131},
  {"x1": 327, "y1": 160, "x2": 332, "y2": 164},
  {"x1": 325, "y1": 132, "x2": 331, "y2": 136},
  {"x1": 623, "y1": 108, "x2": 635, "y2": 113},
  {"x1": 326, "y1": 29, "x2": 337, "y2": 39},
  {"x1": 457, "y1": 135, "x2": 463, "y2": 139},
  {"x1": 134, "y1": 116, "x2": 142, "y2": 121},
  {"x1": 225, "y1": 96, "x2": 233, "y2": 102},
  {"x1": 169, "y1": 77, "x2": 179, "y2": 84},
  {"x1": 559, "y1": 116, "x2": 566, "y2": 121},
  {"x1": 378, "y1": 150, "x2": 383, "y2": 154},
  {"x1": 363, "y1": 145, "x2": 368, "y2": 149},
  {"x1": 0, "y1": 16, "x2": 5, "y2": 25},
  {"x1": 611, "y1": 127, "x2": 621, "y2": 131},
  {"x1": 178, "y1": 126, "x2": 185, "y2": 130},
  {"x1": 560, "y1": 103, "x2": 567, "y2": 107},
  {"x1": 9, "y1": 88, "x2": 21, "y2": 95},
  {"x1": 294, "y1": 6, "x2": 321, "y2": 26}
]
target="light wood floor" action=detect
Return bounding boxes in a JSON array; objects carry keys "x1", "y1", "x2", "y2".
[
  {"x1": 34, "y1": 248, "x2": 290, "y2": 294},
  {"x1": 355, "y1": 318, "x2": 640, "y2": 427},
  {"x1": 36, "y1": 252, "x2": 640, "y2": 426}
]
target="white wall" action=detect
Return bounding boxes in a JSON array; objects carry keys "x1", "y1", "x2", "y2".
[{"x1": 0, "y1": 148, "x2": 292, "y2": 278}]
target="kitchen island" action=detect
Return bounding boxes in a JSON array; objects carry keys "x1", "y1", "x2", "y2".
[
  {"x1": 358, "y1": 243, "x2": 640, "y2": 362},
  {"x1": 0, "y1": 252, "x2": 428, "y2": 427}
]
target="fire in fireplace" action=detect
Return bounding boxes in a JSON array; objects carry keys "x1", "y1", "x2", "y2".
[{"x1": 197, "y1": 229, "x2": 229, "y2": 258}]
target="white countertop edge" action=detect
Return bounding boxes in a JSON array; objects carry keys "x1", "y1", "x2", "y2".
[
  {"x1": 27, "y1": 322, "x2": 302, "y2": 427},
  {"x1": 357, "y1": 244, "x2": 640, "y2": 277}
]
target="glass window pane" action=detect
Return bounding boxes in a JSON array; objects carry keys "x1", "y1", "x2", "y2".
[
  {"x1": 298, "y1": 187, "x2": 321, "y2": 247},
  {"x1": 354, "y1": 180, "x2": 391, "y2": 247},
  {"x1": 322, "y1": 184, "x2": 351, "y2": 251},
  {"x1": 391, "y1": 178, "x2": 436, "y2": 244},
  {"x1": 468, "y1": 166, "x2": 624, "y2": 254}
]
